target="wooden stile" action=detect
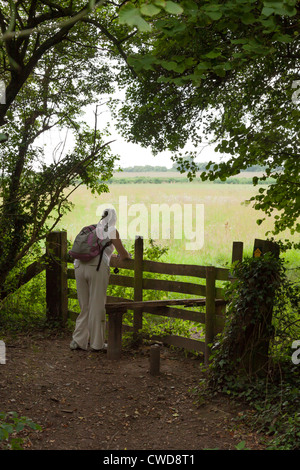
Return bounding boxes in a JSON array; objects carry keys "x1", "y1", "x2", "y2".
[
  {"x1": 64, "y1": 232, "x2": 235, "y2": 362},
  {"x1": 9, "y1": 229, "x2": 277, "y2": 371}
]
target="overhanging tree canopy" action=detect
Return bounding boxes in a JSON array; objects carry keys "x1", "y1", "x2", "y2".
[
  {"x1": 113, "y1": 0, "x2": 300, "y2": 247},
  {"x1": 0, "y1": 0, "x2": 139, "y2": 296}
]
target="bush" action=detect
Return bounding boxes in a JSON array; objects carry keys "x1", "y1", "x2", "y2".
[{"x1": 205, "y1": 253, "x2": 300, "y2": 449}]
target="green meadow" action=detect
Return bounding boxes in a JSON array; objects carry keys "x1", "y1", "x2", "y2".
[{"x1": 57, "y1": 177, "x2": 299, "y2": 272}]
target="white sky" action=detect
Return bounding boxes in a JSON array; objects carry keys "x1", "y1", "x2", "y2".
[{"x1": 38, "y1": 99, "x2": 224, "y2": 169}]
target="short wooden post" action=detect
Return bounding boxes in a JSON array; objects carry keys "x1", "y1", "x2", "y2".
[
  {"x1": 205, "y1": 266, "x2": 216, "y2": 366},
  {"x1": 46, "y1": 231, "x2": 68, "y2": 325},
  {"x1": 232, "y1": 241, "x2": 243, "y2": 264},
  {"x1": 149, "y1": 344, "x2": 160, "y2": 376},
  {"x1": 107, "y1": 310, "x2": 125, "y2": 360},
  {"x1": 133, "y1": 236, "x2": 143, "y2": 338}
]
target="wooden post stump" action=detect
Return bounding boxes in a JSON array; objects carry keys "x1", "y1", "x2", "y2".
[
  {"x1": 107, "y1": 309, "x2": 126, "y2": 360},
  {"x1": 149, "y1": 344, "x2": 160, "y2": 376}
]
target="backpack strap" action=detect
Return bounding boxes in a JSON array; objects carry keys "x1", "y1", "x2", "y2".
[{"x1": 96, "y1": 239, "x2": 112, "y2": 271}]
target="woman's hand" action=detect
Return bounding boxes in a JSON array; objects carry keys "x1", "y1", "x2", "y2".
[{"x1": 111, "y1": 230, "x2": 131, "y2": 260}]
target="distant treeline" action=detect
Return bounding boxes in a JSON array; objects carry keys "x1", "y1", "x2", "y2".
[
  {"x1": 118, "y1": 163, "x2": 268, "y2": 172},
  {"x1": 107, "y1": 176, "x2": 276, "y2": 184}
]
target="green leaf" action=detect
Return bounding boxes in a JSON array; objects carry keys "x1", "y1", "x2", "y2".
[
  {"x1": 203, "y1": 50, "x2": 222, "y2": 59},
  {"x1": 160, "y1": 60, "x2": 180, "y2": 71},
  {"x1": 195, "y1": 61, "x2": 210, "y2": 71},
  {"x1": 154, "y1": 0, "x2": 166, "y2": 7},
  {"x1": 205, "y1": 10, "x2": 222, "y2": 20},
  {"x1": 164, "y1": 1, "x2": 184, "y2": 14},
  {"x1": 272, "y1": 33, "x2": 293, "y2": 43},
  {"x1": 262, "y1": 6, "x2": 275, "y2": 17},
  {"x1": 0, "y1": 133, "x2": 8, "y2": 142},
  {"x1": 241, "y1": 13, "x2": 256, "y2": 24},
  {"x1": 181, "y1": 0, "x2": 198, "y2": 16},
  {"x1": 213, "y1": 65, "x2": 226, "y2": 77},
  {"x1": 15, "y1": 422, "x2": 25, "y2": 432},
  {"x1": 223, "y1": 62, "x2": 232, "y2": 71},
  {"x1": 119, "y1": 3, "x2": 152, "y2": 31},
  {"x1": 235, "y1": 440, "x2": 247, "y2": 450},
  {"x1": 262, "y1": 3, "x2": 297, "y2": 17},
  {"x1": 140, "y1": 3, "x2": 161, "y2": 16},
  {"x1": 203, "y1": 5, "x2": 223, "y2": 20},
  {"x1": 1, "y1": 423, "x2": 14, "y2": 434}
]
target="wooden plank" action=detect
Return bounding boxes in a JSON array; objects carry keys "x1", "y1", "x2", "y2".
[
  {"x1": 141, "y1": 305, "x2": 206, "y2": 324},
  {"x1": 17, "y1": 256, "x2": 46, "y2": 288},
  {"x1": 142, "y1": 277, "x2": 225, "y2": 299},
  {"x1": 142, "y1": 259, "x2": 206, "y2": 278},
  {"x1": 215, "y1": 267, "x2": 230, "y2": 281},
  {"x1": 145, "y1": 333, "x2": 205, "y2": 353},
  {"x1": 110, "y1": 256, "x2": 134, "y2": 271},
  {"x1": 142, "y1": 277, "x2": 206, "y2": 296},
  {"x1": 1, "y1": 256, "x2": 47, "y2": 300},
  {"x1": 68, "y1": 262, "x2": 229, "y2": 281},
  {"x1": 121, "y1": 324, "x2": 205, "y2": 353},
  {"x1": 105, "y1": 298, "x2": 209, "y2": 311},
  {"x1": 68, "y1": 296, "x2": 225, "y2": 325},
  {"x1": 108, "y1": 273, "x2": 134, "y2": 288},
  {"x1": 142, "y1": 259, "x2": 229, "y2": 281},
  {"x1": 67, "y1": 254, "x2": 134, "y2": 270},
  {"x1": 106, "y1": 295, "x2": 133, "y2": 304}
]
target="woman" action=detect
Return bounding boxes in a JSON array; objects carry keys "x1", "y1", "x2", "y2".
[{"x1": 70, "y1": 208, "x2": 131, "y2": 351}]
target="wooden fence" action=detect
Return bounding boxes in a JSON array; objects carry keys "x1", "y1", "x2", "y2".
[
  {"x1": 45, "y1": 232, "x2": 245, "y2": 363},
  {"x1": 3, "y1": 231, "x2": 247, "y2": 363},
  {"x1": 6, "y1": 232, "x2": 281, "y2": 367}
]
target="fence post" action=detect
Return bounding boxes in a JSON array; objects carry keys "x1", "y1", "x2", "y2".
[
  {"x1": 205, "y1": 266, "x2": 216, "y2": 366},
  {"x1": 133, "y1": 236, "x2": 143, "y2": 338},
  {"x1": 46, "y1": 231, "x2": 68, "y2": 325},
  {"x1": 250, "y1": 238, "x2": 280, "y2": 374},
  {"x1": 232, "y1": 241, "x2": 243, "y2": 264}
]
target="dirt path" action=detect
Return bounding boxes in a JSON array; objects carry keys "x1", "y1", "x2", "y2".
[{"x1": 0, "y1": 332, "x2": 266, "y2": 451}]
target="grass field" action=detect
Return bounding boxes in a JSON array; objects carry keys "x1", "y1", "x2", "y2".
[{"x1": 56, "y1": 178, "x2": 299, "y2": 271}]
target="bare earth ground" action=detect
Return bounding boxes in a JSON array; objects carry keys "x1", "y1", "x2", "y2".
[{"x1": 0, "y1": 331, "x2": 267, "y2": 452}]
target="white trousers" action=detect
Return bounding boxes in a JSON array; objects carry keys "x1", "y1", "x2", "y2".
[{"x1": 72, "y1": 257, "x2": 110, "y2": 350}]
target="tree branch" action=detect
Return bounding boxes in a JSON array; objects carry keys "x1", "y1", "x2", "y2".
[{"x1": 82, "y1": 17, "x2": 138, "y2": 78}]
